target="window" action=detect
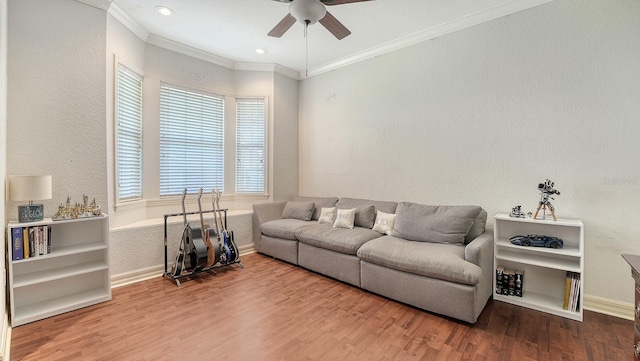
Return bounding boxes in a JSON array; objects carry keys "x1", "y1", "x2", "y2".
[
  {"x1": 159, "y1": 84, "x2": 224, "y2": 196},
  {"x1": 236, "y1": 98, "x2": 266, "y2": 193},
  {"x1": 115, "y1": 64, "x2": 143, "y2": 202}
]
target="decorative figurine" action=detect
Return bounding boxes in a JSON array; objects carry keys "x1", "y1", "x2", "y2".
[
  {"x1": 509, "y1": 234, "x2": 563, "y2": 248},
  {"x1": 510, "y1": 205, "x2": 526, "y2": 218},
  {"x1": 52, "y1": 194, "x2": 102, "y2": 221},
  {"x1": 534, "y1": 179, "x2": 560, "y2": 221}
]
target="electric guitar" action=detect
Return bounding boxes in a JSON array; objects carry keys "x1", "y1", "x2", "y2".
[
  {"x1": 184, "y1": 190, "x2": 209, "y2": 271},
  {"x1": 171, "y1": 189, "x2": 190, "y2": 276},
  {"x1": 197, "y1": 188, "x2": 219, "y2": 268},
  {"x1": 212, "y1": 188, "x2": 230, "y2": 264},
  {"x1": 216, "y1": 190, "x2": 239, "y2": 263}
]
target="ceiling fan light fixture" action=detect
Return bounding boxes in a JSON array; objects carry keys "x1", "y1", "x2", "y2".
[
  {"x1": 256, "y1": 48, "x2": 267, "y2": 54},
  {"x1": 289, "y1": 0, "x2": 327, "y2": 25}
]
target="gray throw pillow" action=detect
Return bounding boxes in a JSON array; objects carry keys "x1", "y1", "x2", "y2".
[
  {"x1": 391, "y1": 202, "x2": 482, "y2": 245},
  {"x1": 282, "y1": 201, "x2": 315, "y2": 221}
]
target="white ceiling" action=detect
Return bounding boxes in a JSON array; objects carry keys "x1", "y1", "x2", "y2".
[{"x1": 108, "y1": 0, "x2": 551, "y2": 78}]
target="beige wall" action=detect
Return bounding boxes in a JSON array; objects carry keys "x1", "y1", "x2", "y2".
[{"x1": 299, "y1": 0, "x2": 640, "y2": 305}]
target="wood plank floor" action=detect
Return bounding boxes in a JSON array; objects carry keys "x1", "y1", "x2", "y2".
[{"x1": 11, "y1": 253, "x2": 632, "y2": 361}]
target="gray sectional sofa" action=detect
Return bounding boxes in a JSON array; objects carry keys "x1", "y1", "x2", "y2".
[{"x1": 252, "y1": 196, "x2": 493, "y2": 323}]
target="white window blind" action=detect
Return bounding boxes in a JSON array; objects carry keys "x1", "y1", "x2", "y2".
[
  {"x1": 160, "y1": 85, "x2": 224, "y2": 196},
  {"x1": 115, "y1": 64, "x2": 143, "y2": 202},
  {"x1": 236, "y1": 98, "x2": 266, "y2": 193}
]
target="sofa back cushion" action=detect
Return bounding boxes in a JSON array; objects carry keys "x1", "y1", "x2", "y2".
[
  {"x1": 282, "y1": 201, "x2": 315, "y2": 221},
  {"x1": 294, "y1": 196, "x2": 339, "y2": 221},
  {"x1": 465, "y1": 209, "x2": 488, "y2": 244},
  {"x1": 391, "y1": 202, "x2": 483, "y2": 245},
  {"x1": 335, "y1": 197, "x2": 398, "y2": 228}
]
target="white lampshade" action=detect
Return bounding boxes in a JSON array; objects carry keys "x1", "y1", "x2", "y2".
[
  {"x1": 8, "y1": 175, "x2": 53, "y2": 202},
  {"x1": 290, "y1": 0, "x2": 327, "y2": 25}
]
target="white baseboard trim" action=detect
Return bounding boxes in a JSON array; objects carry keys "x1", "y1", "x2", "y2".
[
  {"x1": 583, "y1": 294, "x2": 634, "y2": 321},
  {"x1": 1, "y1": 313, "x2": 11, "y2": 361},
  {"x1": 110, "y1": 244, "x2": 256, "y2": 289}
]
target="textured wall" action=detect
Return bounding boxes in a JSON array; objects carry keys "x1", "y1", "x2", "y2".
[
  {"x1": 299, "y1": 0, "x2": 640, "y2": 304},
  {"x1": 109, "y1": 211, "x2": 253, "y2": 275},
  {"x1": 7, "y1": 0, "x2": 107, "y2": 217},
  {"x1": 1, "y1": 0, "x2": 8, "y2": 350},
  {"x1": 273, "y1": 72, "x2": 299, "y2": 201}
]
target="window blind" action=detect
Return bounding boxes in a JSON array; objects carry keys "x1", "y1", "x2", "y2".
[
  {"x1": 115, "y1": 64, "x2": 143, "y2": 202},
  {"x1": 236, "y1": 98, "x2": 266, "y2": 193},
  {"x1": 159, "y1": 85, "x2": 224, "y2": 196}
]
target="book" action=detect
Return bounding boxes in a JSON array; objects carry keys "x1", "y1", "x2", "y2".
[
  {"x1": 496, "y1": 266, "x2": 505, "y2": 295},
  {"x1": 12, "y1": 227, "x2": 24, "y2": 261},
  {"x1": 505, "y1": 269, "x2": 516, "y2": 296},
  {"x1": 515, "y1": 270, "x2": 524, "y2": 297},
  {"x1": 563, "y1": 271, "x2": 572, "y2": 310},
  {"x1": 23, "y1": 227, "x2": 30, "y2": 259}
]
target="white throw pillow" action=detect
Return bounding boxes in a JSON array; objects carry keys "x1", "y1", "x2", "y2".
[
  {"x1": 333, "y1": 208, "x2": 357, "y2": 229},
  {"x1": 372, "y1": 210, "x2": 396, "y2": 235},
  {"x1": 318, "y1": 207, "x2": 336, "y2": 224}
]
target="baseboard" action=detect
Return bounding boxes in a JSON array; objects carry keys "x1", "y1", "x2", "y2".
[
  {"x1": 110, "y1": 244, "x2": 256, "y2": 289},
  {"x1": 583, "y1": 294, "x2": 634, "y2": 321},
  {"x1": 0, "y1": 312, "x2": 11, "y2": 361}
]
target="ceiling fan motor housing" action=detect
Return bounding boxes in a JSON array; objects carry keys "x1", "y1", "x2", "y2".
[{"x1": 290, "y1": 0, "x2": 327, "y2": 25}]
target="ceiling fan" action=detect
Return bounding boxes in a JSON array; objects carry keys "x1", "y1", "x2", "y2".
[{"x1": 267, "y1": 0, "x2": 373, "y2": 40}]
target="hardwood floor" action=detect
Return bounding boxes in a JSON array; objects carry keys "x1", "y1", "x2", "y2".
[{"x1": 11, "y1": 253, "x2": 632, "y2": 361}]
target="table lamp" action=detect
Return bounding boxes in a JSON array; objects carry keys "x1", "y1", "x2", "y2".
[{"x1": 8, "y1": 175, "x2": 53, "y2": 223}]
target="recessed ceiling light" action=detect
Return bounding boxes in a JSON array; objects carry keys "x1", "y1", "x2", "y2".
[
  {"x1": 155, "y1": 6, "x2": 174, "y2": 16},
  {"x1": 256, "y1": 48, "x2": 267, "y2": 54}
]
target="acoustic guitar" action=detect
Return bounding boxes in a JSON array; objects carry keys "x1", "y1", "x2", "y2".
[
  {"x1": 171, "y1": 189, "x2": 190, "y2": 276},
  {"x1": 184, "y1": 189, "x2": 208, "y2": 271},
  {"x1": 197, "y1": 188, "x2": 219, "y2": 268},
  {"x1": 215, "y1": 190, "x2": 239, "y2": 263}
]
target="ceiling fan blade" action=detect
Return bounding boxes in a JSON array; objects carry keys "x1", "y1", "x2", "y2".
[
  {"x1": 322, "y1": 0, "x2": 373, "y2": 5},
  {"x1": 319, "y1": 11, "x2": 351, "y2": 40},
  {"x1": 268, "y1": 14, "x2": 296, "y2": 38}
]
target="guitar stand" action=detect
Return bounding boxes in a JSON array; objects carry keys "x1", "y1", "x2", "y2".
[{"x1": 162, "y1": 209, "x2": 244, "y2": 287}]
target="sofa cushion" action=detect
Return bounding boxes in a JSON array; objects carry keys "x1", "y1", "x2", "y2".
[
  {"x1": 294, "y1": 196, "x2": 339, "y2": 221},
  {"x1": 391, "y1": 202, "x2": 483, "y2": 245},
  {"x1": 465, "y1": 209, "x2": 488, "y2": 244},
  {"x1": 260, "y1": 219, "x2": 314, "y2": 240},
  {"x1": 357, "y1": 236, "x2": 482, "y2": 286},
  {"x1": 335, "y1": 198, "x2": 398, "y2": 228},
  {"x1": 295, "y1": 223, "x2": 383, "y2": 255},
  {"x1": 282, "y1": 201, "x2": 315, "y2": 221}
]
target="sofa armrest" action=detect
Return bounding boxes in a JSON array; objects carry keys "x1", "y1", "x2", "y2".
[
  {"x1": 464, "y1": 232, "x2": 493, "y2": 268},
  {"x1": 465, "y1": 232, "x2": 494, "y2": 316},
  {"x1": 252, "y1": 201, "x2": 287, "y2": 252}
]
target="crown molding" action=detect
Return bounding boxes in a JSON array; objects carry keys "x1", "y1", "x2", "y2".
[
  {"x1": 107, "y1": 2, "x2": 148, "y2": 41},
  {"x1": 235, "y1": 62, "x2": 299, "y2": 80},
  {"x1": 304, "y1": 0, "x2": 554, "y2": 78},
  {"x1": 76, "y1": 0, "x2": 112, "y2": 11},
  {"x1": 146, "y1": 34, "x2": 237, "y2": 70}
]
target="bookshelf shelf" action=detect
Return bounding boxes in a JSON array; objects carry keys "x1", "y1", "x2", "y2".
[
  {"x1": 7, "y1": 215, "x2": 111, "y2": 327},
  {"x1": 493, "y1": 213, "x2": 584, "y2": 321}
]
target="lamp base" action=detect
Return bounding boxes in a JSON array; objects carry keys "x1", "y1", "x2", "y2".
[{"x1": 18, "y1": 204, "x2": 44, "y2": 223}]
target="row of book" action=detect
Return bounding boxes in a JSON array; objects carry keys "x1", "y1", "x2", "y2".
[
  {"x1": 496, "y1": 265, "x2": 524, "y2": 297},
  {"x1": 563, "y1": 271, "x2": 581, "y2": 312},
  {"x1": 11, "y1": 226, "x2": 52, "y2": 261}
]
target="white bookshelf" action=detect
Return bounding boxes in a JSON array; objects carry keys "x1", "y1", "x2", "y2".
[
  {"x1": 493, "y1": 213, "x2": 584, "y2": 321},
  {"x1": 7, "y1": 215, "x2": 111, "y2": 326}
]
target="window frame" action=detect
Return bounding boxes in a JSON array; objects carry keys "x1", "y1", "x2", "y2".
[
  {"x1": 114, "y1": 62, "x2": 144, "y2": 203},
  {"x1": 158, "y1": 82, "x2": 225, "y2": 197},
  {"x1": 235, "y1": 96, "x2": 268, "y2": 195}
]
